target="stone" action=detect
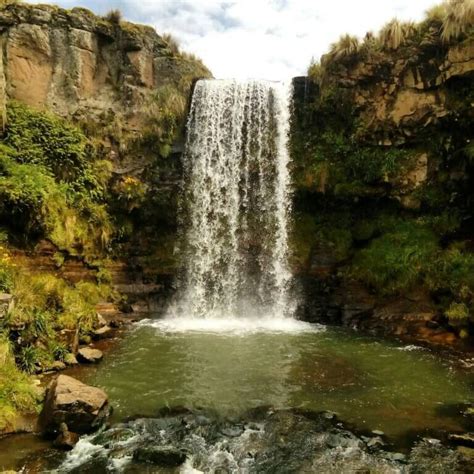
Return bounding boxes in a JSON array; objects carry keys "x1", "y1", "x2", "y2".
[
  {"x1": 97, "y1": 313, "x2": 107, "y2": 327},
  {"x1": 133, "y1": 446, "x2": 187, "y2": 467},
  {"x1": 0, "y1": 293, "x2": 13, "y2": 318},
  {"x1": 39, "y1": 375, "x2": 110, "y2": 436},
  {"x1": 53, "y1": 423, "x2": 79, "y2": 450},
  {"x1": 448, "y1": 433, "x2": 474, "y2": 448},
  {"x1": 49, "y1": 361, "x2": 66, "y2": 372},
  {"x1": 77, "y1": 347, "x2": 103, "y2": 363},
  {"x1": 64, "y1": 353, "x2": 78, "y2": 366},
  {"x1": 92, "y1": 325, "x2": 113, "y2": 340}
]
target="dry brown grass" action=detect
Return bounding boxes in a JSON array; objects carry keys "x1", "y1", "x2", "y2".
[{"x1": 378, "y1": 19, "x2": 416, "y2": 50}]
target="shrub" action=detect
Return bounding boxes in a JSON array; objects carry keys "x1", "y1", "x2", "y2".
[
  {"x1": 445, "y1": 301, "x2": 470, "y2": 325},
  {"x1": 307, "y1": 59, "x2": 324, "y2": 84},
  {"x1": 113, "y1": 175, "x2": 147, "y2": 211},
  {"x1": 141, "y1": 84, "x2": 187, "y2": 156},
  {"x1": 105, "y1": 9, "x2": 122, "y2": 24}
]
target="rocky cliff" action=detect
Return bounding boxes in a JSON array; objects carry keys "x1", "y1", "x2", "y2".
[
  {"x1": 0, "y1": 2, "x2": 211, "y2": 293},
  {"x1": 0, "y1": 3, "x2": 210, "y2": 147},
  {"x1": 292, "y1": 20, "x2": 474, "y2": 348}
]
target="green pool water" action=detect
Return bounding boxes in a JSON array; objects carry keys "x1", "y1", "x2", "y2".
[{"x1": 79, "y1": 318, "x2": 473, "y2": 441}]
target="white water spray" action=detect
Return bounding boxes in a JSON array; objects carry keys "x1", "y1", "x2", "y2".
[{"x1": 168, "y1": 79, "x2": 296, "y2": 326}]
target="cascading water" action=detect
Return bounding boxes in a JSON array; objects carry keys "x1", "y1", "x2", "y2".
[{"x1": 170, "y1": 79, "x2": 295, "y2": 322}]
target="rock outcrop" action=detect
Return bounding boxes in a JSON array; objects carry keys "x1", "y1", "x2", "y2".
[
  {"x1": 39, "y1": 374, "x2": 110, "y2": 436},
  {"x1": 0, "y1": 3, "x2": 210, "y2": 146}
]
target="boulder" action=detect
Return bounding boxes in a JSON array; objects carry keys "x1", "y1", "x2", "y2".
[
  {"x1": 64, "y1": 353, "x2": 78, "y2": 366},
  {"x1": 77, "y1": 347, "x2": 103, "y2": 363},
  {"x1": 0, "y1": 293, "x2": 13, "y2": 318},
  {"x1": 133, "y1": 446, "x2": 187, "y2": 467},
  {"x1": 92, "y1": 325, "x2": 113, "y2": 340},
  {"x1": 39, "y1": 375, "x2": 110, "y2": 435}
]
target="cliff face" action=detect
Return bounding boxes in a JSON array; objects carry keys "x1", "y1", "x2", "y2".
[
  {"x1": 0, "y1": 3, "x2": 212, "y2": 316},
  {"x1": 323, "y1": 38, "x2": 474, "y2": 144},
  {"x1": 292, "y1": 31, "x2": 474, "y2": 348},
  {"x1": 0, "y1": 3, "x2": 210, "y2": 144}
]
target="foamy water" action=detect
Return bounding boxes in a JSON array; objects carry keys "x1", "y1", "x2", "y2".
[{"x1": 137, "y1": 317, "x2": 322, "y2": 335}]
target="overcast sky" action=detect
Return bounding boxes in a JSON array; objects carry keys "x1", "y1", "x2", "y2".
[{"x1": 27, "y1": 0, "x2": 439, "y2": 80}]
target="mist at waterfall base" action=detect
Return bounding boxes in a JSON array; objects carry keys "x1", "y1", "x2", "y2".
[{"x1": 147, "y1": 79, "x2": 308, "y2": 333}]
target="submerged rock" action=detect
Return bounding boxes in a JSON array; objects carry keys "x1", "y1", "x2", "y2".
[
  {"x1": 39, "y1": 374, "x2": 110, "y2": 436},
  {"x1": 77, "y1": 347, "x2": 103, "y2": 363},
  {"x1": 133, "y1": 446, "x2": 187, "y2": 467}
]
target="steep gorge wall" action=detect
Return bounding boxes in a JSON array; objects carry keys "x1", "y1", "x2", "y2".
[{"x1": 292, "y1": 33, "x2": 474, "y2": 348}]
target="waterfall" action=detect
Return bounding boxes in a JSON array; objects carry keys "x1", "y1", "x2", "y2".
[{"x1": 172, "y1": 79, "x2": 294, "y2": 321}]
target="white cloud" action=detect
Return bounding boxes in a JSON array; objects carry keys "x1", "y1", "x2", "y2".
[{"x1": 26, "y1": 0, "x2": 439, "y2": 80}]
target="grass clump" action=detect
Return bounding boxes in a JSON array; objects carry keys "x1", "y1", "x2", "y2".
[
  {"x1": 441, "y1": 0, "x2": 474, "y2": 42},
  {"x1": 378, "y1": 19, "x2": 416, "y2": 50},
  {"x1": 326, "y1": 34, "x2": 360, "y2": 62},
  {"x1": 104, "y1": 8, "x2": 122, "y2": 24},
  {"x1": 0, "y1": 337, "x2": 40, "y2": 430}
]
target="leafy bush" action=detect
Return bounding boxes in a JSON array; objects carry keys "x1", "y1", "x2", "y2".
[
  {"x1": 141, "y1": 84, "x2": 188, "y2": 157},
  {"x1": 445, "y1": 302, "x2": 470, "y2": 325},
  {"x1": 113, "y1": 176, "x2": 147, "y2": 211},
  {"x1": 301, "y1": 130, "x2": 411, "y2": 194}
]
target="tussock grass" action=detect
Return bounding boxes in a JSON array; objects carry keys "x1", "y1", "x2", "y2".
[{"x1": 378, "y1": 19, "x2": 416, "y2": 50}]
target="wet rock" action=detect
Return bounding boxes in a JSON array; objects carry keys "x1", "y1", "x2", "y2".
[
  {"x1": 325, "y1": 430, "x2": 363, "y2": 449},
  {"x1": 133, "y1": 446, "x2": 187, "y2": 467},
  {"x1": 77, "y1": 347, "x2": 103, "y2": 363},
  {"x1": 39, "y1": 374, "x2": 110, "y2": 435},
  {"x1": 53, "y1": 423, "x2": 79, "y2": 450},
  {"x1": 97, "y1": 313, "x2": 107, "y2": 327},
  {"x1": 449, "y1": 433, "x2": 474, "y2": 448},
  {"x1": 48, "y1": 361, "x2": 67, "y2": 372},
  {"x1": 367, "y1": 436, "x2": 385, "y2": 449},
  {"x1": 64, "y1": 353, "x2": 78, "y2": 366},
  {"x1": 92, "y1": 326, "x2": 113, "y2": 340}
]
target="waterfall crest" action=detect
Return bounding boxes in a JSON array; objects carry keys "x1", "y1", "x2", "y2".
[{"x1": 172, "y1": 79, "x2": 294, "y2": 320}]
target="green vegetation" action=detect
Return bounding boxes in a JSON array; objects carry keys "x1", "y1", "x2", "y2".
[
  {"x1": 0, "y1": 102, "x2": 112, "y2": 257},
  {"x1": 0, "y1": 338, "x2": 40, "y2": 431},
  {"x1": 140, "y1": 84, "x2": 188, "y2": 158},
  {"x1": 352, "y1": 221, "x2": 439, "y2": 295}
]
